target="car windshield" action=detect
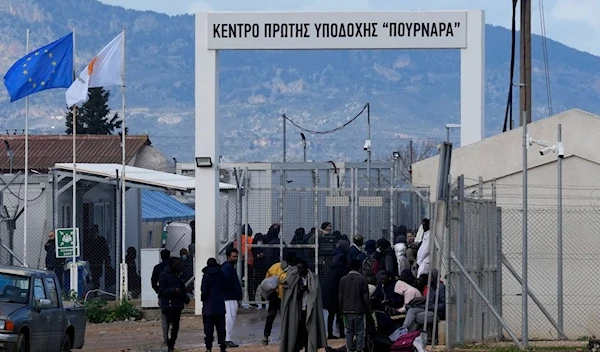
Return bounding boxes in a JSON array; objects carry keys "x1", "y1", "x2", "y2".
[{"x1": 0, "y1": 273, "x2": 30, "y2": 304}]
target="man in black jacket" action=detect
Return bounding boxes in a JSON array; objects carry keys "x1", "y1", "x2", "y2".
[
  {"x1": 221, "y1": 248, "x2": 242, "y2": 348},
  {"x1": 151, "y1": 249, "x2": 170, "y2": 346},
  {"x1": 339, "y1": 259, "x2": 370, "y2": 352},
  {"x1": 159, "y1": 256, "x2": 190, "y2": 352}
]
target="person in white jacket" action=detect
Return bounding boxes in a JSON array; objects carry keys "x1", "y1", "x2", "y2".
[
  {"x1": 393, "y1": 235, "x2": 411, "y2": 276},
  {"x1": 415, "y1": 219, "x2": 431, "y2": 277}
]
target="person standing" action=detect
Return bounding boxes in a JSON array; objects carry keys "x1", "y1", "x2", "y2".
[
  {"x1": 415, "y1": 219, "x2": 431, "y2": 277},
  {"x1": 221, "y1": 248, "x2": 242, "y2": 348},
  {"x1": 201, "y1": 258, "x2": 227, "y2": 352},
  {"x1": 322, "y1": 255, "x2": 348, "y2": 340},
  {"x1": 339, "y1": 259, "x2": 370, "y2": 352},
  {"x1": 158, "y1": 257, "x2": 190, "y2": 352},
  {"x1": 44, "y1": 231, "x2": 65, "y2": 289},
  {"x1": 280, "y1": 259, "x2": 327, "y2": 352},
  {"x1": 261, "y1": 252, "x2": 296, "y2": 346},
  {"x1": 151, "y1": 249, "x2": 171, "y2": 346}
]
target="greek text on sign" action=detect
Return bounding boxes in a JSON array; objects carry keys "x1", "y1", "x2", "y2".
[
  {"x1": 205, "y1": 11, "x2": 467, "y2": 50},
  {"x1": 55, "y1": 228, "x2": 80, "y2": 259}
]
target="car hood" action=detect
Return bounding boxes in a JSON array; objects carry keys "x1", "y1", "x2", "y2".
[{"x1": 0, "y1": 302, "x2": 26, "y2": 320}]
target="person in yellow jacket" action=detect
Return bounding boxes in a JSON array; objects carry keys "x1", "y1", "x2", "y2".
[{"x1": 261, "y1": 251, "x2": 297, "y2": 346}]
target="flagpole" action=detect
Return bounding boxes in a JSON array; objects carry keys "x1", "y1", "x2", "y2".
[
  {"x1": 23, "y1": 29, "x2": 30, "y2": 268},
  {"x1": 120, "y1": 28, "x2": 127, "y2": 301},
  {"x1": 71, "y1": 28, "x2": 79, "y2": 296}
]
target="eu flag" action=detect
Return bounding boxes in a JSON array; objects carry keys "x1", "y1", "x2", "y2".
[{"x1": 3, "y1": 32, "x2": 73, "y2": 102}]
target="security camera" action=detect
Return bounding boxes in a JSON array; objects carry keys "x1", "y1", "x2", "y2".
[
  {"x1": 363, "y1": 139, "x2": 371, "y2": 151},
  {"x1": 557, "y1": 142, "x2": 565, "y2": 158},
  {"x1": 539, "y1": 146, "x2": 554, "y2": 156}
]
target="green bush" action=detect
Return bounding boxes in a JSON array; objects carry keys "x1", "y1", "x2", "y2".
[{"x1": 84, "y1": 299, "x2": 141, "y2": 323}]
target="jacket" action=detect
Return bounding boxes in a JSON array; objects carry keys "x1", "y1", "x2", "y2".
[
  {"x1": 44, "y1": 240, "x2": 64, "y2": 270},
  {"x1": 380, "y1": 247, "x2": 398, "y2": 277},
  {"x1": 151, "y1": 260, "x2": 169, "y2": 295},
  {"x1": 201, "y1": 265, "x2": 226, "y2": 315},
  {"x1": 265, "y1": 260, "x2": 290, "y2": 299},
  {"x1": 338, "y1": 271, "x2": 370, "y2": 314},
  {"x1": 416, "y1": 230, "x2": 431, "y2": 276},
  {"x1": 158, "y1": 268, "x2": 190, "y2": 313},
  {"x1": 347, "y1": 244, "x2": 366, "y2": 262},
  {"x1": 394, "y1": 280, "x2": 422, "y2": 309},
  {"x1": 393, "y1": 243, "x2": 411, "y2": 275},
  {"x1": 221, "y1": 261, "x2": 243, "y2": 301},
  {"x1": 322, "y1": 260, "x2": 349, "y2": 311},
  {"x1": 234, "y1": 235, "x2": 254, "y2": 266}
]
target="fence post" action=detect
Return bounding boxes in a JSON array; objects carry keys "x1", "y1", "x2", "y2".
[
  {"x1": 496, "y1": 207, "x2": 504, "y2": 341},
  {"x1": 279, "y1": 168, "x2": 284, "y2": 263},
  {"x1": 353, "y1": 168, "x2": 358, "y2": 238},
  {"x1": 351, "y1": 167, "x2": 355, "y2": 238},
  {"x1": 235, "y1": 168, "x2": 243, "y2": 284},
  {"x1": 446, "y1": 178, "x2": 453, "y2": 349},
  {"x1": 389, "y1": 167, "x2": 394, "y2": 243},
  {"x1": 313, "y1": 169, "x2": 319, "y2": 276},
  {"x1": 457, "y1": 175, "x2": 465, "y2": 344}
]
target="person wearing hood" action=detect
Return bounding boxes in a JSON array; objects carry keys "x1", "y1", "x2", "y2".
[
  {"x1": 376, "y1": 238, "x2": 398, "y2": 279},
  {"x1": 372, "y1": 270, "x2": 402, "y2": 311},
  {"x1": 179, "y1": 248, "x2": 194, "y2": 289},
  {"x1": 221, "y1": 248, "x2": 243, "y2": 348},
  {"x1": 415, "y1": 219, "x2": 431, "y2": 277},
  {"x1": 322, "y1": 255, "x2": 348, "y2": 339},
  {"x1": 361, "y1": 239, "x2": 378, "y2": 286},
  {"x1": 201, "y1": 258, "x2": 227, "y2": 352},
  {"x1": 44, "y1": 231, "x2": 65, "y2": 289},
  {"x1": 280, "y1": 259, "x2": 327, "y2": 352},
  {"x1": 401, "y1": 269, "x2": 446, "y2": 331},
  {"x1": 399, "y1": 269, "x2": 417, "y2": 287},
  {"x1": 393, "y1": 235, "x2": 411, "y2": 276},
  {"x1": 347, "y1": 235, "x2": 366, "y2": 263},
  {"x1": 332, "y1": 239, "x2": 350, "y2": 263},
  {"x1": 394, "y1": 279, "x2": 423, "y2": 314},
  {"x1": 158, "y1": 257, "x2": 191, "y2": 352}
]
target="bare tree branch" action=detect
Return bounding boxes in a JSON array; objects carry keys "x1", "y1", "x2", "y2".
[{"x1": 392, "y1": 139, "x2": 439, "y2": 184}]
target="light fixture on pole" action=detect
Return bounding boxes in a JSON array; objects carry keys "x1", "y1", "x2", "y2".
[
  {"x1": 445, "y1": 123, "x2": 461, "y2": 143},
  {"x1": 300, "y1": 133, "x2": 307, "y2": 162},
  {"x1": 392, "y1": 151, "x2": 400, "y2": 183},
  {"x1": 195, "y1": 157, "x2": 213, "y2": 168}
]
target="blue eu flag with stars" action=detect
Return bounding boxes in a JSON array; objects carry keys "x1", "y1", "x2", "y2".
[{"x1": 3, "y1": 32, "x2": 73, "y2": 102}]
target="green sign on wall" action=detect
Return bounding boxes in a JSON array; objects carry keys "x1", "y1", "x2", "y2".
[{"x1": 55, "y1": 228, "x2": 80, "y2": 258}]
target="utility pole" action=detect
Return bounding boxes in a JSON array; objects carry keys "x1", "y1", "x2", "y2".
[{"x1": 519, "y1": 0, "x2": 532, "y2": 125}]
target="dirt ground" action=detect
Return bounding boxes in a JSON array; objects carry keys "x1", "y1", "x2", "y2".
[{"x1": 81, "y1": 314, "x2": 346, "y2": 352}]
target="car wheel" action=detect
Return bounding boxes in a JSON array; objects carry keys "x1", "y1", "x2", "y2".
[
  {"x1": 15, "y1": 333, "x2": 29, "y2": 352},
  {"x1": 60, "y1": 333, "x2": 71, "y2": 352}
]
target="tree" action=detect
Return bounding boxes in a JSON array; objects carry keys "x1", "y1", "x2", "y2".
[
  {"x1": 65, "y1": 87, "x2": 124, "y2": 135},
  {"x1": 392, "y1": 139, "x2": 439, "y2": 184}
]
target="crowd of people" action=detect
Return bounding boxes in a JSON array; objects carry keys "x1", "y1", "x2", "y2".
[{"x1": 134, "y1": 217, "x2": 445, "y2": 352}]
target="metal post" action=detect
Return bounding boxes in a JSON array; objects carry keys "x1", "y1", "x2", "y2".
[
  {"x1": 366, "y1": 104, "x2": 371, "y2": 235},
  {"x1": 457, "y1": 175, "x2": 465, "y2": 344},
  {"x1": 446, "y1": 127, "x2": 450, "y2": 143},
  {"x1": 282, "y1": 114, "x2": 287, "y2": 163},
  {"x1": 350, "y1": 167, "x2": 355, "y2": 237},
  {"x1": 279, "y1": 168, "x2": 284, "y2": 263},
  {"x1": 557, "y1": 123, "x2": 564, "y2": 336},
  {"x1": 301, "y1": 133, "x2": 307, "y2": 162},
  {"x1": 389, "y1": 167, "x2": 394, "y2": 242},
  {"x1": 314, "y1": 168, "x2": 319, "y2": 276},
  {"x1": 235, "y1": 168, "x2": 243, "y2": 282},
  {"x1": 522, "y1": 110, "x2": 529, "y2": 347}
]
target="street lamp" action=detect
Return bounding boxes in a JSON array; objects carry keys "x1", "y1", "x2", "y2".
[
  {"x1": 445, "y1": 123, "x2": 461, "y2": 143},
  {"x1": 300, "y1": 133, "x2": 307, "y2": 162}
]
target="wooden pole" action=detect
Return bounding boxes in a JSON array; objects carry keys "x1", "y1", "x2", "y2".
[{"x1": 519, "y1": 0, "x2": 532, "y2": 125}]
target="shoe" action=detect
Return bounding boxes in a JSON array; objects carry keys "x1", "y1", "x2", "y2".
[
  {"x1": 225, "y1": 341, "x2": 239, "y2": 348},
  {"x1": 262, "y1": 335, "x2": 269, "y2": 346}
]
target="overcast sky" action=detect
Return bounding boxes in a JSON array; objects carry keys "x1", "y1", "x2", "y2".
[{"x1": 98, "y1": 0, "x2": 600, "y2": 56}]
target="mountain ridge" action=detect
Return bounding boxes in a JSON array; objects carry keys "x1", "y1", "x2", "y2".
[{"x1": 0, "y1": 0, "x2": 599, "y2": 162}]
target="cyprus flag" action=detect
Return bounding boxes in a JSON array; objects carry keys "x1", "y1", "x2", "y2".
[{"x1": 66, "y1": 32, "x2": 123, "y2": 107}]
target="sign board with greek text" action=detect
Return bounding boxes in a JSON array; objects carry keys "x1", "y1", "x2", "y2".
[
  {"x1": 55, "y1": 228, "x2": 80, "y2": 258},
  {"x1": 207, "y1": 12, "x2": 467, "y2": 50}
]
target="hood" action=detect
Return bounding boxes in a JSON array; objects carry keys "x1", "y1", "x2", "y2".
[
  {"x1": 395, "y1": 235, "x2": 407, "y2": 245},
  {"x1": 364, "y1": 239, "x2": 376, "y2": 254},
  {"x1": 336, "y1": 240, "x2": 350, "y2": 253},
  {"x1": 0, "y1": 302, "x2": 27, "y2": 319},
  {"x1": 376, "y1": 238, "x2": 391, "y2": 251},
  {"x1": 394, "y1": 280, "x2": 413, "y2": 295},
  {"x1": 394, "y1": 242, "x2": 407, "y2": 256},
  {"x1": 399, "y1": 269, "x2": 416, "y2": 285},
  {"x1": 202, "y1": 265, "x2": 222, "y2": 275}
]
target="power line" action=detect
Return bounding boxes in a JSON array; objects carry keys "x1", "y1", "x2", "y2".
[
  {"x1": 538, "y1": 0, "x2": 554, "y2": 116},
  {"x1": 282, "y1": 103, "x2": 368, "y2": 135}
]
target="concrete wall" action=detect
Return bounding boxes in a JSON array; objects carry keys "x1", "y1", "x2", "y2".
[{"x1": 412, "y1": 109, "x2": 600, "y2": 339}]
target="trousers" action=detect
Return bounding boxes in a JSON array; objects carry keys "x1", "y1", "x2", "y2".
[
  {"x1": 166, "y1": 309, "x2": 182, "y2": 349},
  {"x1": 158, "y1": 300, "x2": 168, "y2": 343},
  {"x1": 203, "y1": 314, "x2": 226, "y2": 350},
  {"x1": 343, "y1": 313, "x2": 365, "y2": 352},
  {"x1": 225, "y1": 300, "x2": 238, "y2": 341},
  {"x1": 264, "y1": 293, "x2": 281, "y2": 336}
]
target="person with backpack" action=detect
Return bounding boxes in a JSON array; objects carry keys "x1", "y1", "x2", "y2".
[
  {"x1": 361, "y1": 240, "x2": 377, "y2": 286},
  {"x1": 158, "y1": 257, "x2": 191, "y2": 352},
  {"x1": 347, "y1": 235, "x2": 366, "y2": 262},
  {"x1": 376, "y1": 238, "x2": 398, "y2": 279},
  {"x1": 261, "y1": 252, "x2": 297, "y2": 346}
]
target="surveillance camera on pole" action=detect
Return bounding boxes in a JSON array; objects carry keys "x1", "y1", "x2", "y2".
[{"x1": 363, "y1": 139, "x2": 371, "y2": 151}]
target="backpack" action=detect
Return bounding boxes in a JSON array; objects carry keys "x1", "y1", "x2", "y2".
[
  {"x1": 390, "y1": 331, "x2": 420, "y2": 352},
  {"x1": 362, "y1": 254, "x2": 376, "y2": 277}
]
